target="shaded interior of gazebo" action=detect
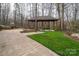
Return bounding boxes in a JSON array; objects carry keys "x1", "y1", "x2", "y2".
[{"x1": 26, "y1": 16, "x2": 59, "y2": 30}]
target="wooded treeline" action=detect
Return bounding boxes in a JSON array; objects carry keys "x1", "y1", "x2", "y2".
[{"x1": 0, "y1": 3, "x2": 79, "y2": 32}]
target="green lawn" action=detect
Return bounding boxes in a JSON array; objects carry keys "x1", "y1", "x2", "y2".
[{"x1": 28, "y1": 31, "x2": 79, "y2": 56}]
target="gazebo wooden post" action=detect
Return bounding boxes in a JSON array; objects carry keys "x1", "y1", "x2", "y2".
[
  {"x1": 55, "y1": 21, "x2": 57, "y2": 30},
  {"x1": 50, "y1": 21, "x2": 51, "y2": 29},
  {"x1": 52, "y1": 22, "x2": 54, "y2": 29},
  {"x1": 55, "y1": 21, "x2": 56, "y2": 29},
  {"x1": 52, "y1": 21, "x2": 53, "y2": 29},
  {"x1": 49, "y1": 21, "x2": 50, "y2": 30},
  {"x1": 48, "y1": 21, "x2": 49, "y2": 29},
  {"x1": 54, "y1": 21, "x2": 56, "y2": 30},
  {"x1": 42, "y1": 21, "x2": 43, "y2": 30},
  {"x1": 49, "y1": 21, "x2": 51, "y2": 30},
  {"x1": 27, "y1": 20, "x2": 29, "y2": 29},
  {"x1": 37, "y1": 21, "x2": 38, "y2": 30},
  {"x1": 53, "y1": 21, "x2": 55, "y2": 29}
]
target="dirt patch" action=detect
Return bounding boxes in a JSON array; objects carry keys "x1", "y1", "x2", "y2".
[
  {"x1": 71, "y1": 33, "x2": 79, "y2": 41},
  {"x1": 64, "y1": 33, "x2": 79, "y2": 42}
]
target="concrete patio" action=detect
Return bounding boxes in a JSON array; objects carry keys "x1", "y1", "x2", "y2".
[{"x1": 0, "y1": 29, "x2": 58, "y2": 56}]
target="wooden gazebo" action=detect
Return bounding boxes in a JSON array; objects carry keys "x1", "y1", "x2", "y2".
[{"x1": 26, "y1": 16, "x2": 59, "y2": 30}]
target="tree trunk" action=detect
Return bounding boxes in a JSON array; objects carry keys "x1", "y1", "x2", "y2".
[
  {"x1": 35, "y1": 3, "x2": 38, "y2": 31},
  {"x1": 0, "y1": 3, "x2": 1, "y2": 25},
  {"x1": 60, "y1": 3, "x2": 64, "y2": 31}
]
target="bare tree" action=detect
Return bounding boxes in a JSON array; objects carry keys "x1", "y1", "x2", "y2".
[
  {"x1": 56, "y1": 3, "x2": 61, "y2": 30},
  {"x1": 35, "y1": 3, "x2": 38, "y2": 31},
  {"x1": 42, "y1": 3, "x2": 44, "y2": 16},
  {"x1": 1, "y1": 3, "x2": 10, "y2": 25},
  {"x1": 61, "y1": 3, "x2": 64, "y2": 30},
  {"x1": 0, "y1": 3, "x2": 1, "y2": 24},
  {"x1": 14, "y1": 3, "x2": 25, "y2": 27},
  {"x1": 73, "y1": 4, "x2": 78, "y2": 32},
  {"x1": 48, "y1": 3, "x2": 52, "y2": 17}
]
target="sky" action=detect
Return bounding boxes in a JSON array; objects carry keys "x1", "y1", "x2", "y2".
[
  {"x1": 0, "y1": 0, "x2": 78, "y2": 3},
  {"x1": 9, "y1": 3, "x2": 58, "y2": 19},
  {"x1": 11, "y1": 3, "x2": 14, "y2": 11}
]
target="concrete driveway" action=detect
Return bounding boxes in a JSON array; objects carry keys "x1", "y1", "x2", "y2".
[{"x1": 0, "y1": 29, "x2": 58, "y2": 56}]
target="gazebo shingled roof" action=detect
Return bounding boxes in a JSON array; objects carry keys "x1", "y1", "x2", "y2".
[{"x1": 28, "y1": 16, "x2": 59, "y2": 21}]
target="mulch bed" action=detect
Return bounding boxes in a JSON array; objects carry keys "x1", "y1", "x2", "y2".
[{"x1": 20, "y1": 29, "x2": 36, "y2": 33}]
